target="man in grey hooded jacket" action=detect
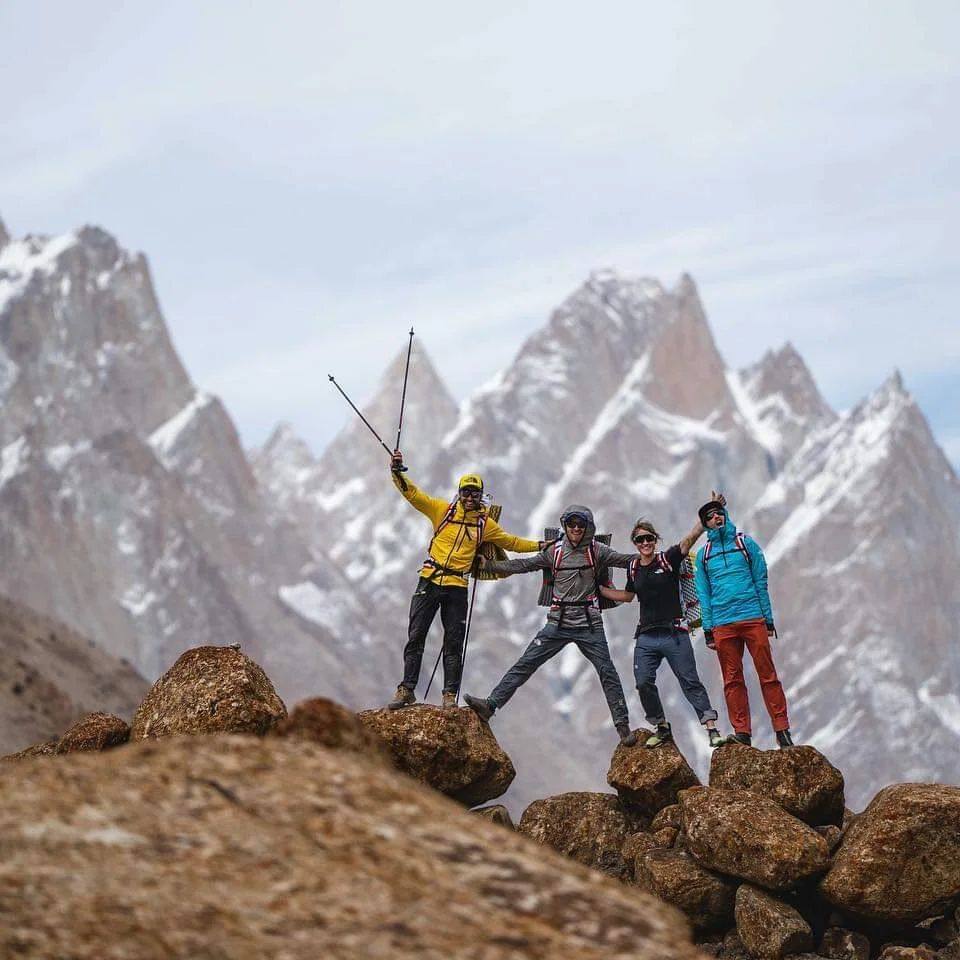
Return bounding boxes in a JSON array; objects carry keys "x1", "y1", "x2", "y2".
[{"x1": 464, "y1": 505, "x2": 639, "y2": 745}]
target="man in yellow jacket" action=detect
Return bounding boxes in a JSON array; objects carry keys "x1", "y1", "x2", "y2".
[{"x1": 388, "y1": 449, "x2": 543, "y2": 710}]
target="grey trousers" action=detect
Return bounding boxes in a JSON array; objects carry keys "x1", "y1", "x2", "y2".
[
  {"x1": 489, "y1": 622, "x2": 630, "y2": 728},
  {"x1": 634, "y1": 626, "x2": 718, "y2": 726}
]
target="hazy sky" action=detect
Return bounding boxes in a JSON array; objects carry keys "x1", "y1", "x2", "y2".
[{"x1": 2, "y1": 2, "x2": 958, "y2": 464}]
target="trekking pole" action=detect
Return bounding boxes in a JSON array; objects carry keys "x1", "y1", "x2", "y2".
[
  {"x1": 395, "y1": 327, "x2": 414, "y2": 451},
  {"x1": 457, "y1": 575, "x2": 480, "y2": 705},
  {"x1": 327, "y1": 374, "x2": 406, "y2": 470}
]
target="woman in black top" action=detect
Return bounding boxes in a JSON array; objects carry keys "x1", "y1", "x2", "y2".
[{"x1": 601, "y1": 495, "x2": 725, "y2": 749}]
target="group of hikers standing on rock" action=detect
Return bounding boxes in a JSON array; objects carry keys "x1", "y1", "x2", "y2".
[{"x1": 386, "y1": 450, "x2": 794, "y2": 751}]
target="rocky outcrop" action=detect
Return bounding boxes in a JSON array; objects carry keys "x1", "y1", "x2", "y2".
[
  {"x1": 272, "y1": 697, "x2": 389, "y2": 762},
  {"x1": 820, "y1": 783, "x2": 960, "y2": 924},
  {"x1": 734, "y1": 885, "x2": 814, "y2": 959},
  {"x1": 0, "y1": 735, "x2": 702, "y2": 960},
  {"x1": 710, "y1": 743, "x2": 845, "y2": 826},
  {"x1": 680, "y1": 786, "x2": 831, "y2": 891},
  {"x1": 607, "y1": 731, "x2": 700, "y2": 815},
  {"x1": 635, "y1": 848, "x2": 737, "y2": 932},
  {"x1": 358, "y1": 705, "x2": 515, "y2": 806},
  {"x1": 2, "y1": 740, "x2": 57, "y2": 761},
  {"x1": 131, "y1": 646, "x2": 286, "y2": 740},
  {"x1": 820, "y1": 926, "x2": 871, "y2": 960},
  {"x1": 518, "y1": 792, "x2": 646, "y2": 881},
  {"x1": 471, "y1": 805, "x2": 515, "y2": 829},
  {"x1": 55, "y1": 712, "x2": 129, "y2": 754}
]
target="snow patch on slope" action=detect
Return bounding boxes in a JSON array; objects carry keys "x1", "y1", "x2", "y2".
[
  {"x1": 0, "y1": 436, "x2": 29, "y2": 488},
  {"x1": 0, "y1": 232, "x2": 78, "y2": 315},
  {"x1": 725, "y1": 369, "x2": 782, "y2": 456},
  {"x1": 149, "y1": 392, "x2": 212, "y2": 460}
]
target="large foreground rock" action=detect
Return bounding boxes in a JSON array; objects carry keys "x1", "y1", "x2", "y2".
[
  {"x1": 131, "y1": 646, "x2": 286, "y2": 740},
  {"x1": 680, "y1": 786, "x2": 831, "y2": 891},
  {"x1": 636, "y1": 848, "x2": 737, "y2": 932},
  {"x1": 607, "y1": 730, "x2": 700, "y2": 815},
  {"x1": 518, "y1": 792, "x2": 646, "y2": 880},
  {"x1": 0, "y1": 736, "x2": 701, "y2": 960},
  {"x1": 820, "y1": 783, "x2": 960, "y2": 924},
  {"x1": 735, "y1": 884, "x2": 813, "y2": 959},
  {"x1": 710, "y1": 743, "x2": 845, "y2": 826},
  {"x1": 273, "y1": 697, "x2": 389, "y2": 762},
  {"x1": 358, "y1": 705, "x2": 515, "y2": 806},
  {"x1": 55, "y1": 712, "x2": 130, "y2": 754}
]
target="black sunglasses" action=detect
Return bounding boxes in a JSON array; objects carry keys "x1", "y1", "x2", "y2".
[
  {"x1": 705, "y1": 510, "x2": 724, "y2": 521},
  {"x1": 460, "y1": 487, "x2": 482, "y2": 497},
  {"x1": 564, "y1": 519, "x2": 587, "y2": 530},
  {"x1": 632, "y1": 533, "x2": 657, "y2": 545}
]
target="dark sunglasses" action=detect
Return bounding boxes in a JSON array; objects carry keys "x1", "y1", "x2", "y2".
[
  {"x1": 564, "y1": 519, "x2": 587, "y2": 530},
  {"x1": 632, "y1": 533, "x2": 657, "y2": 545},
  {"x1": 705, "y1": 510, "x2": 724, "y2": 521},
  {"x1": 460, "y1": 487, "x2": 482, "y2": 497}
]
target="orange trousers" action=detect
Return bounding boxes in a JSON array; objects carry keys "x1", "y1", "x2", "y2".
[{"x1": 713, "y1": 618, "x2": 789, "y2": 735}]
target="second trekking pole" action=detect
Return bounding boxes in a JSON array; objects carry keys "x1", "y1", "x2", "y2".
[
  {"x1": 327, "y1": 374, "x2": 407, "y2": 471},
  {"x1": 395, "y1": 327, "x2": 414, "y2": 452}
]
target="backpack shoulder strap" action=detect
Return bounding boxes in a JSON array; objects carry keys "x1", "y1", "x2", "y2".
[
  {"x1": 657, "y1": 550, "x2": 672, "y2": 573},
  {"x1": 734, "y1": 532, "x2": 750, "y2": 559}
]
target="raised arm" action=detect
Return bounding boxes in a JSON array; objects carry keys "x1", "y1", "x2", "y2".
[{"x1": 390, "y1": 451, "x2": 447, "y2": 526}]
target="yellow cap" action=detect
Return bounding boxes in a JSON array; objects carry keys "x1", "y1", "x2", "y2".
[{"x1": 458, "y1": 473, "x2": 484, "y2": 491}]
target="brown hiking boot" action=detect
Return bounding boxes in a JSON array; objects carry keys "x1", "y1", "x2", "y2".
[
  {"x1": 442, "y1": 692, "x2": 458, "y2": 709},
  {"x1": 387, "y1": 685, "x2": 416, "y2": 710}
]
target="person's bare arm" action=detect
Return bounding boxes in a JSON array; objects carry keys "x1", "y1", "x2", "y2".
[{"x1": 600, "y1": 585, "x2": 634, "y2": 603}]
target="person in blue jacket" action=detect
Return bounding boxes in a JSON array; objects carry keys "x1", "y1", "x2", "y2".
[{"x1": 693, "y1": 498, "x2": 794, "y2": 748}]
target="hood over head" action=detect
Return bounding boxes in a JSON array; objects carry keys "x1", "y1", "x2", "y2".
[
  {"x1": 705, "y1": 506, "x2": 738, "y2": 544},
  {"x1": 560, "y1": 504, "x2": 596, "y2": 544}
]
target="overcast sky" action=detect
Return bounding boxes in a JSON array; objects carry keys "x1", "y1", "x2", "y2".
[{"x1": 2, "y1": 2, "x2": 958, "y2": 464}]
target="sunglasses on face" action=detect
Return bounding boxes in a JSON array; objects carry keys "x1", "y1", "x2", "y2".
[
  {"x1": 632, "y1": 533, "x2": 657, "y2": 545},
  {"x1": 460, "y1": 487, "x2": 482, "y2": 498},
  {"x1": 705, "y1": 511, "x2": 723, "y2": 522},
  {"x1": 564, "y1": 520, "x2": 587, "y2": 530}
]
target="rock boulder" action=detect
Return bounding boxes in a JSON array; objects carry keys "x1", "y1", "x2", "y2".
[
  {"x1": 273, "y1": 697, "x2": 389, "y2": 762},
  {"x1": 820, "y1": 784, "x2": 960, "y2": 924},
  {"x1": 131, "y1": 646, "x2": 286, "y2": 740},
  {"x1": 518, "y1": 792, "x2": 646, "y2": 880},
  {"x1": 358, "y1": 705, "x2": 515, "y2": 806},
  {"x1": 709, "y1": 743, "x2": 845, "y2": 826},
  {"x1": 471, "y1": 805, "x2": 515, "y2": 829},
  {"x1": 607, "y1": 730, "x2": 700, "y2": 815},
  {"x1": 636, "y1": 848, "x2": 737, "y2": 932},
  {"x1": 820, "y1": 926, "x2": 871, "y2": 960},
  {"x1": 0, "y1": 735, "x2": 703, "y2": 960},
  {"x1": 56, "y1": 712, "x2": 130, "y2": 754},
  {"x1": 735, "y1": 884, "x2": 814, "y2": 959},
  {"x1": 680, "y1": 786, "x2": 831, "y2": 891}
]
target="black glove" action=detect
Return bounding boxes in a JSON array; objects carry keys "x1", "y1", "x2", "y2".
[
  {"x1": 390, "y1": 450, "x2": 404, "y2": 473},
  {"x1": 703, "y1": 628, "x2": 716, "y2": 650},
  {"x1": 766, "y1": 621, "x2": 777, "y2": 638}
]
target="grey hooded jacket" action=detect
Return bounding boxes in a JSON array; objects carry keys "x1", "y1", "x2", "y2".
[{"x1": 486, "y1": 505, "x2": 634, "y2": 629}]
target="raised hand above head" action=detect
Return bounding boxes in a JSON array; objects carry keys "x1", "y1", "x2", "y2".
[{"x1": 391, "y1": 449, "x2": 405, "y2": 473}]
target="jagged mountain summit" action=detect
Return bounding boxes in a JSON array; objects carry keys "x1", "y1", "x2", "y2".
[
  {"x1": 265, "y1": 270, "x2": 960, "y2": 810},
  {"x1": 0, "y1": 218, "x2": 372, "y2": 712}
]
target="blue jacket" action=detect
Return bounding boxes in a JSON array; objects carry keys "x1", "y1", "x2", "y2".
[{"x1": 694, "y1": 508, "x2": 773, "y2": 630}]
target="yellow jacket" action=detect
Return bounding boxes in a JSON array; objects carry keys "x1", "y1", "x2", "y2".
[{"x1": 392, "y1": 472, "x2": 539, "y2": 587}]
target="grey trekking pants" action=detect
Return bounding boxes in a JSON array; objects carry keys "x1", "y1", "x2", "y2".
[
  {"x1": 489, "y1": 622, "x2": 630, "y2": 728},
  {"x1": 634, "y1": 626, "x2": 718, "y2": 726}
]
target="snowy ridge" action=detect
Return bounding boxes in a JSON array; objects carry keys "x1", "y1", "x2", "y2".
[
  {"x1": 149, "y1": 392, "x2": 213, "y2": 459},
  {"x1": 0, "y1": 232, "x2": 78, "y2": 316}
]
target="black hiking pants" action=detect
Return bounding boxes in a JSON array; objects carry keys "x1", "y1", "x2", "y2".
[
  {"x1": 401, "y1": 577, "x2": 468, "y2": 695},
  {"x1": 488, "y1": 622, "x2": 630, "y2": 729}
]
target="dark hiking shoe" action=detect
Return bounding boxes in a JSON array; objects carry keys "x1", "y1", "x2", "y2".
[
  {"x1": 644, "y1": 723, "x2": 672, "y2": 748},
  {"x1": 387, "y1": 685, "x2": 416, "y2": 710},
  {"x1": 727, "y1": 732, "x2": 752, "y2": 746},
  {"x1": 441, "y1": 692, "x2": 458, "y2": 710},
  {"x1": 464, "y1": 694, "x2": 495, "y2": 721},
  {"x1": 708, "y1": 728, "x2": 725, "y2": 749},
  {"x1": 616, "y1": 724, "x2": 639, "y2": 747},
  {"x1": 776, "y1": 729, "x2": 795, "y2": 749}
]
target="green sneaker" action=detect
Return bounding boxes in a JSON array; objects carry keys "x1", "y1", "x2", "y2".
[{"x1": 644, "y1": 723, "x2": 673, "y2": 748}]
